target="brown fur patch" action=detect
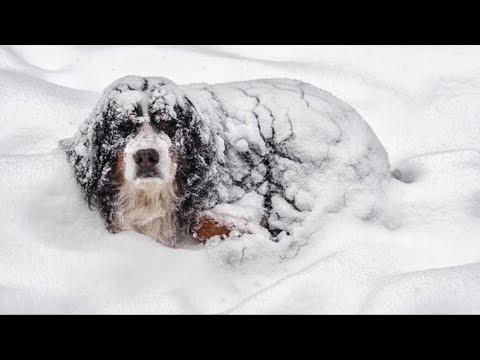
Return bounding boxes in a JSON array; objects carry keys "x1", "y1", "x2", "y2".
[
  {"x1": 192, "y1": 215, "x2": 232, "y2": 242},
  {"x1": 111, "y1": 151, "x2": 126, "y2": 186}
]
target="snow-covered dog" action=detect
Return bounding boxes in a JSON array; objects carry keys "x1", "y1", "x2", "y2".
[{"x1": 64, "y1": 76, "x2": 391, "y2": 247}]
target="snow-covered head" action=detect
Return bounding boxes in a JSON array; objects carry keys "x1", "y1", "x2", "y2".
[
  {"x1": 109, "y1": 87, "x2": 177, "y2": 186},
  {"x1": 65, "y1": 76, "x2": 218, "y2": 245}
]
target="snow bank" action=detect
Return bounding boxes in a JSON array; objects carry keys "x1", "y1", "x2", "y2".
[
  {"x1": 229, "y1": 149, "x2": 480, "y2": 313},
  {"x1": 0, "y1": 69, "x2": 97, "y2": 155}
]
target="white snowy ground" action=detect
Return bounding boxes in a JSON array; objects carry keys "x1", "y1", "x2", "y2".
[{"x1": 1, "y1": 45, "x2": 480, "y2": 314}]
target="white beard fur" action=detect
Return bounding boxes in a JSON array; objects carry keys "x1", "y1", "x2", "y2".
[{"x1": 115, "y1": 178, "x2": 179, "y2": 247}]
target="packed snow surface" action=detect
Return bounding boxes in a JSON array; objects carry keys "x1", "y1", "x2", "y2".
[{"x1": 1, "y1": 45, "x2": 480, "y2": 314}]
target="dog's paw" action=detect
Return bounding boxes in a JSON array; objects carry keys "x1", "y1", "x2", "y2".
[{"x1": 192, "y1": 215, "x2": 233, "y2": 242}]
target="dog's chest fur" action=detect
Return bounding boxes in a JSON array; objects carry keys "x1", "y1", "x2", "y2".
[{"x1": 115, "y1": 180, "x2": 178, "y2": 246}]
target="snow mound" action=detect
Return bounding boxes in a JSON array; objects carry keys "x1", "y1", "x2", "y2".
[
  {"x1": 184, "y1": 78, "x2": 392, "y2": 259},
  {"x1": 361, "y1": 262, "x2": 480, "y2": 314},
  {"x1": 0, "y1": 69, "x2": 97, "y2": 155},
  {"x1": 228, "y1": 149, "x2": 480, "y2": 313}
]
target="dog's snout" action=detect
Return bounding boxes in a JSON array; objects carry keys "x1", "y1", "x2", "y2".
[{"x1": 134, "y1": 149, "x2": 159, "y2": 169}]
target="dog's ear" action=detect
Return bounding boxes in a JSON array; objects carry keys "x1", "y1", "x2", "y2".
[
  {"x1": 171, "y1": 95, "x2": 220, "y2": 235},
  {"x1": 67, "y1": 77, "x2": 163, "y2": 207},
  {"x1": 66, "y1": 95, "x2": 125, "y2": 219},
  {"x1": 66, "y1": 76, "x2": 149, "y2": 208}
]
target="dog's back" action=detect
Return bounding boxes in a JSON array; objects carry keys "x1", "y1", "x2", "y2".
[{"x1": 182, "y1": 78, "x2": 391, "y2": 238}]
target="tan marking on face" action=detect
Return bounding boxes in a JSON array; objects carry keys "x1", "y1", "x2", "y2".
[{"x1": 112, "y1": 151, "x2": 126, "y2": 186}]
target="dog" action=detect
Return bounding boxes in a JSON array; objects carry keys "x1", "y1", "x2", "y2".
[{"x1": 64, "y1": 75, "x2": 390, "y2": 247}]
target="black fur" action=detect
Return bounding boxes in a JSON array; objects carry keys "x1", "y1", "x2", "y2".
[{"x1": 157, "y1": 102, "x2": 218, "y2": 238}]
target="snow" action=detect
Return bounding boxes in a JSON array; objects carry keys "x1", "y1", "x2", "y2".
[
  {"x1": 184, "y1": 78, "x2": 391, "y2": 237},
  {"x1": 1, "y1": 45, "x2": 480, "y2": 314}
]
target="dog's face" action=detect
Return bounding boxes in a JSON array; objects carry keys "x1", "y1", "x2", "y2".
[
  {"x1": 67, "y1": 76, "x2": 218, "y2": 240},
  {"x1": 110, "y1": 90, "x2": 178, "y2": 189}
]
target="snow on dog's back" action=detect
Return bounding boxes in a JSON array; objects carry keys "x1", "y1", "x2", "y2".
[{"x1": 183, "y1": 78, "x2": 392, "y2": 263}]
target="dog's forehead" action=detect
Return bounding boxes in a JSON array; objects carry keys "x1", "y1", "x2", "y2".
[
  {"x1": 139, "y1": 121, "x2": 155, "y2": 135},
  {"x1": 124, "y1": 123, "x2": 172, "y2": 154},
  {"x1": 116, "y1": 90, "x2": 151, "y2": 117}
]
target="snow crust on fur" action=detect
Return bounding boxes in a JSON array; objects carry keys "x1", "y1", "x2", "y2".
[{"x1": 184, "y1": 79, "x2": 391, "y2": 232}]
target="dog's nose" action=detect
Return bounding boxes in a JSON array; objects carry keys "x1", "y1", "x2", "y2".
[{"x1": 134, "y1": 149, "x2": 159, "y2": 169}]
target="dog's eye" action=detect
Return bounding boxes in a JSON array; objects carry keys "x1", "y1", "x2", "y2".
[
  {"x1": 117, "y1": 119, "x2": 136, "y2": 134},
  {"x1": 156, "y1": 120, "x2": 177, "y2": 138},
  {"x1": 151, "y1": 114, "x2": 177, "y2": 138}
]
